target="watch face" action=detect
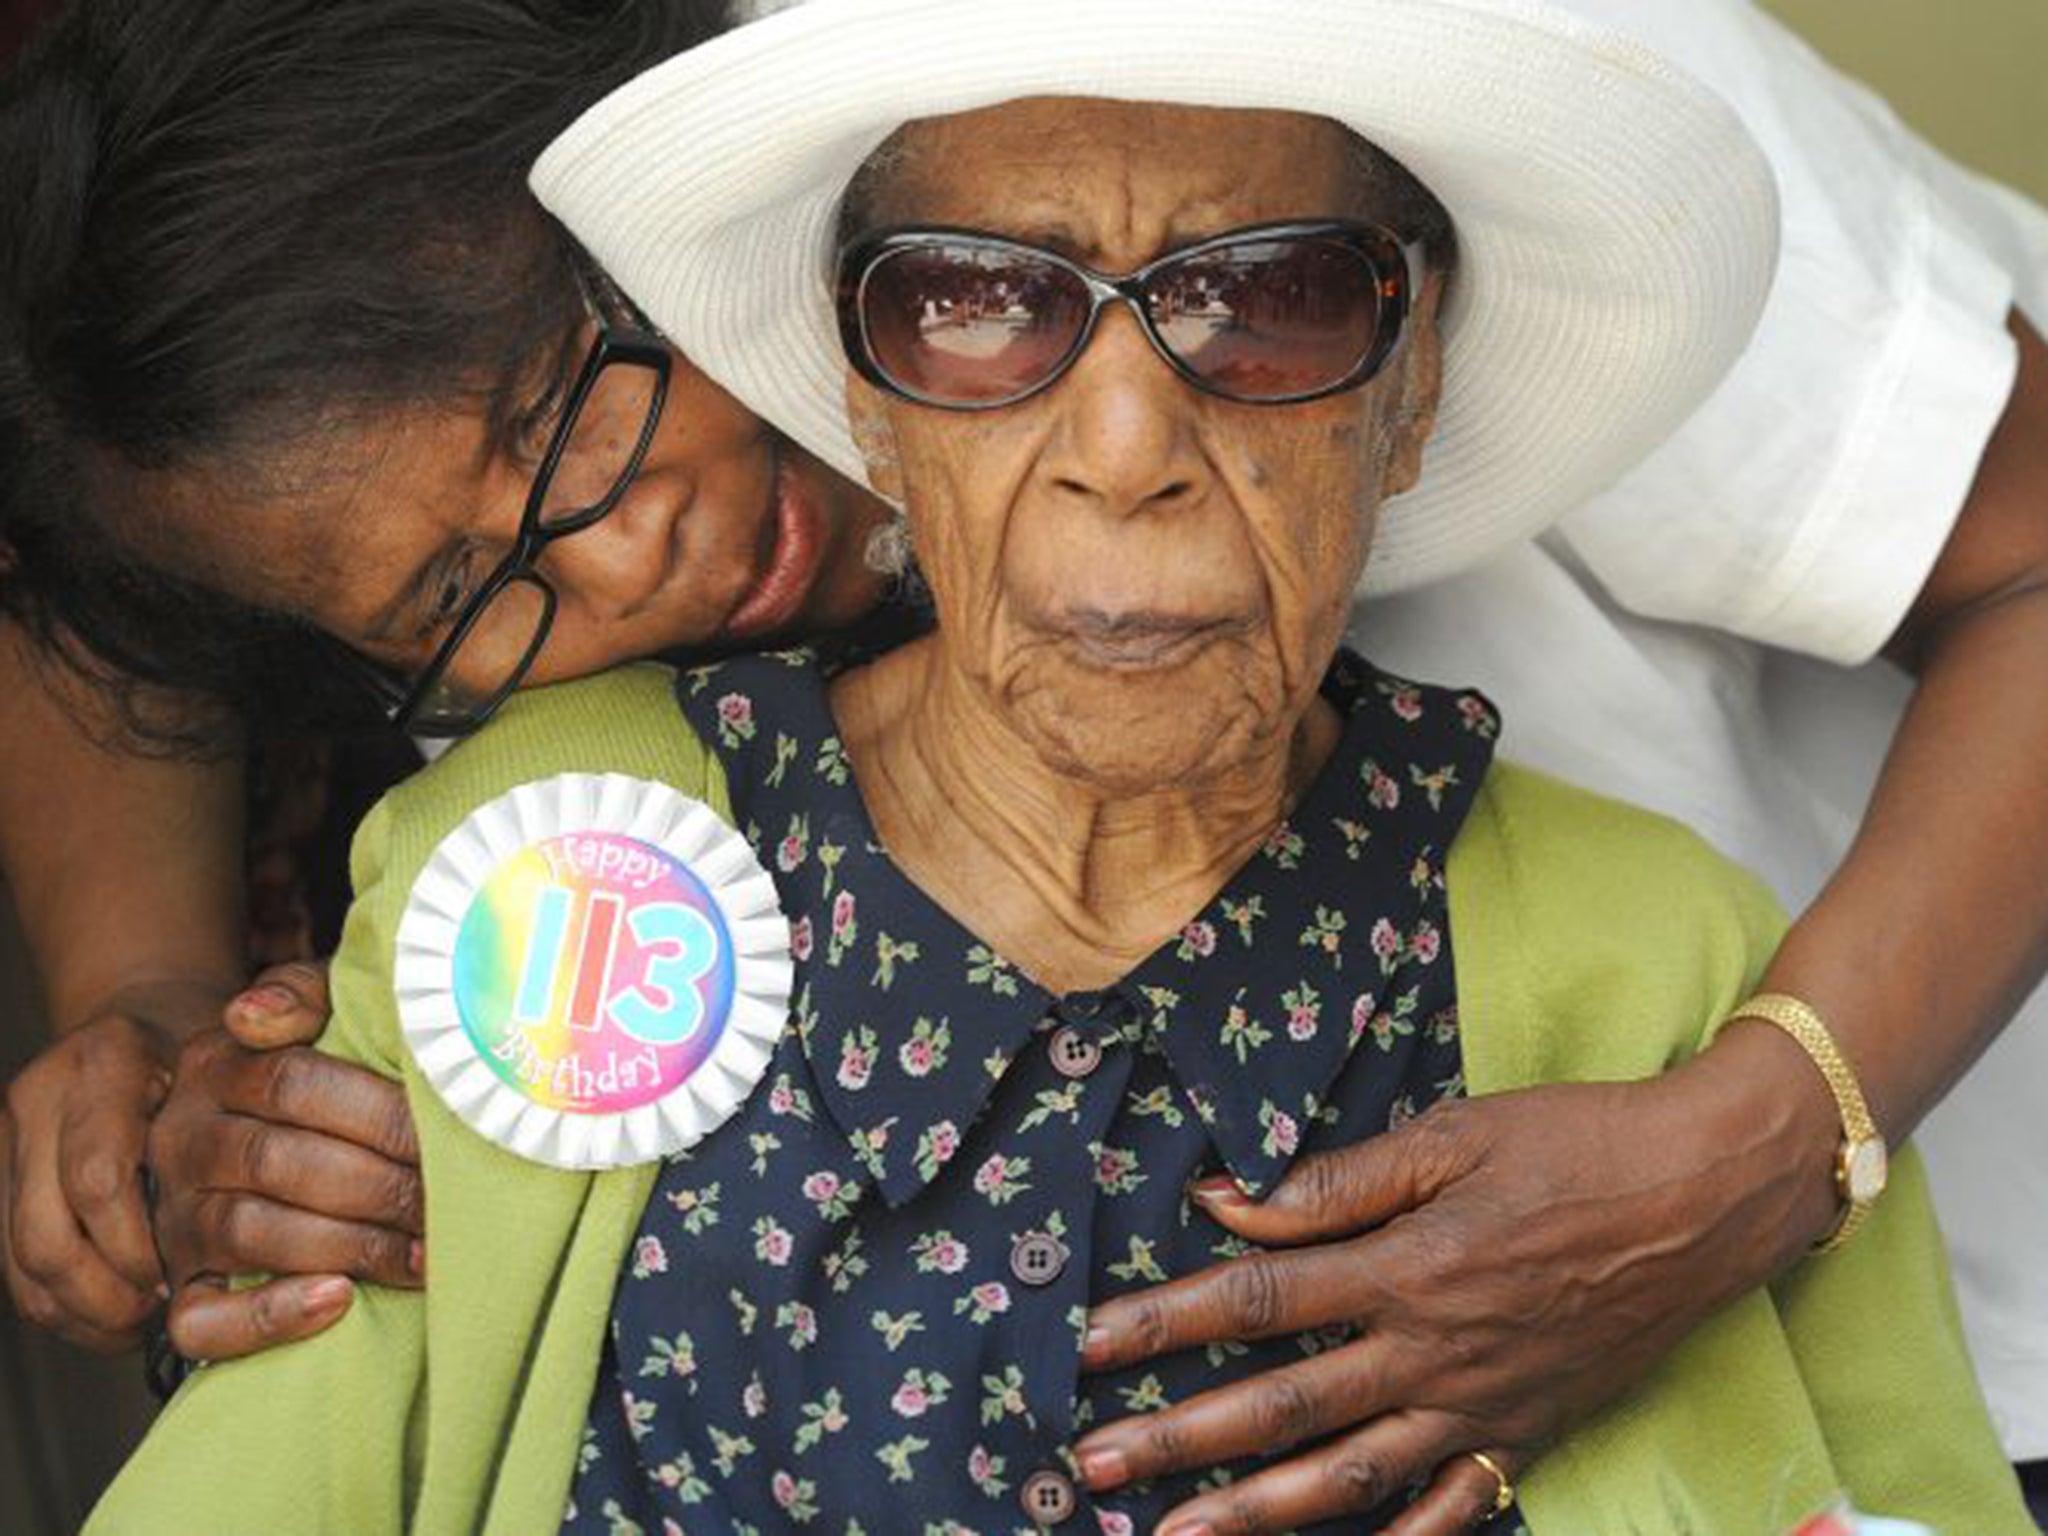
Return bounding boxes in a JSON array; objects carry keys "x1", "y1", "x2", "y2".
[{"x1": 1842, "y1": 1137, "x2": 1889, "y2": 1204}]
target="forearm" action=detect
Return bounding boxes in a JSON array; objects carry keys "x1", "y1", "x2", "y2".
[
  {"x1": 1744, "y1": 313, "x2": 2048, "y2": 1144},
  {"x1": 0, "y1": 623, "x2": 246, "y2": 1035},
  {"x1": 1761, "y1": 595, "x2": 2048, "y2": 1139}
]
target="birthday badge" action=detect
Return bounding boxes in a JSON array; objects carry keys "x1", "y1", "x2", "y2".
[{"x1": 394, "y1": 773, "x2": 792, "y2": 1169}]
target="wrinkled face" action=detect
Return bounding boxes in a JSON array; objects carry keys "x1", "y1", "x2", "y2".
[
  {"x1": 847, "y1": 99, "x2": 1443, "y2": 792},
  {"x1": 134, "y1": 342, "x2": 893, "y2": 692}
]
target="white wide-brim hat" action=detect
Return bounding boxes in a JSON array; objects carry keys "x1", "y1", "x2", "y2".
[{"x1": 533, "y1": 0, "x2": 1779, "y2": 595}]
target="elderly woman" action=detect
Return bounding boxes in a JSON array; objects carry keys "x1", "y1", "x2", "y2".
[{"x1": 81, "y1": 2, "x2": 2029, "y2": 1532}]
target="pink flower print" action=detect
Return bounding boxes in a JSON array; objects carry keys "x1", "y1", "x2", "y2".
[
  {"x1": 832, "y1": 890, "x2": 857, "y2": 943},
  {"x1": 754, "y1": 1217, "x2": 794, "y2": 1267},
  {"x1": 837, "y1": 1039, "x2": 874, "y2": 1092},
  {"x1": 772, "y1": 1471, "x2": 800, "y2": 1509},
  {"x1": 801, "y1": 1170, "x2": 841, "y2": 1206},
  {"x1": 924, "y1": 1121, "x2": 961, "y2": 1166},
  {"x1": 1369, "y1": 770, "x2": 1401, "y2": 810},
  {"x1": 1095, "y1": 1145, "x2": 1139, "y2": 1191},
  {"x1": 1262, "y1": 1108, "x2": 1300, "y2": 1159},
  {"x1": 789, "y1": 914, "x2": 814, "y2": 963},
  {"x1": 1389, "y1": 687, "x2": 1424, "y2": 722},
  {"x1": 1098, "y1": 1513, "x2": 1137, "y2": 1536},
  {"x1": 1287, "y1": 1001, "x2": 1319, "y2": 1042},
  {"x1": 742, "y1": 1377, "x2": 769, "y2": 1419},
  {"x1": 970, "y1": 1281, "x2": 1011, "y2": 1315},
  {"x1": 927, "y1": 1236, "x2": 969, "y2": 1274},
  {"x1": 1410, "y1": 921, "x2": 1441, "y2": 964},
  {"x1": 900, "y1": 1036, "x2": 938, "y2": 1077},
  {"x1": 972, "y1": 1154, "x2": 1011, "y2": 1196},
  {"x1": 1350, "y1": 993, "x2": 1376, "y2": 1043},
  {"x1": 664, "y1": 1521, "x2": 685, "y2": 1536},
  {"x1": 891, "y1": 1379, "x2": 934, "y2": 1418},
  {"x1": 1181, "y1": 921, "x2": 1218, "y2": 957},
  {"x1": 968, "y1": 1445, "x2": 996, "y2": 1486},
  {"x1": 632, "y1": 1235, "x2": 668, "y2": 1278},
  {"x1": 768, "y1": 1078, "x2": 796, "y2": 1116},
  {"x1": 717, "y1": 692, "x2": 754, "y2": 732},
  {"x1": 776, "y1": 832, "x2": 807, "y2": 873},
  {"x1": 1370, "y1": 918, "x2": 1402, "y2": 962}
]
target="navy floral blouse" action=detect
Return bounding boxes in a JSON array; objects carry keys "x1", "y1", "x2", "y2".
[{"x1": 562, "y1": 644, "x2": 1519, "y2": 1535}]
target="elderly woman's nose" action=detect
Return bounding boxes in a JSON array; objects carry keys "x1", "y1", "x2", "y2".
[{"x1": 1039, "y1": 308, "x2": 1208, "y2": 515}]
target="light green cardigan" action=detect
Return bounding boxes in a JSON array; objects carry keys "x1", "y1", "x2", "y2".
[{"x1": 91, "y1": 665, "x2": 2029, "y2": 1535}]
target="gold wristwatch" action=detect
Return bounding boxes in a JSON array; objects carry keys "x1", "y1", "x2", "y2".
[{"x1": 1725, "y1": 993, "x2": 1887, "y2": 1254}]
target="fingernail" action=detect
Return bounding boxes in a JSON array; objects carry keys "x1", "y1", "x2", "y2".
[
  {"x1": 1189, "y1": 1175, "x2": 1249, "y2": 1208},
  {"x1": 410, "y1": 1240, "x2": 427, "y2": 1278},
  {"x1": 305, "y1": 1277, "x2": 353, "y2": 1313},
  {"x1": 1076, "y1": 1445, "x2": 1129, "y2": 1490},
  {"x1": 1157, "y1": 1521, "x2": 1213, "y2": 1536},
  {"x1": 1081, "y1": 1324, "x2": 1112, "y2": 1362},
  {"x1": 233, "y1": 985, "x2": 296, "y2": 1017}
]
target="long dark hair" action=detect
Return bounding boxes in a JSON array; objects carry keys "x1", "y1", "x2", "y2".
[{"x1": 0, "y1": 0, "x2": 729, "y2": 752}]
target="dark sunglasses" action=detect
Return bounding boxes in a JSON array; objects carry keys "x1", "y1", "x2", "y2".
[{"x1": 837, "y1": 219, "x2": 1424, "y2": 411}]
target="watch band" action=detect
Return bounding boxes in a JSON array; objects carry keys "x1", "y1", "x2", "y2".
[{"x1": 1724, "y1": 992, "x2": 1885, "y2": 1254}]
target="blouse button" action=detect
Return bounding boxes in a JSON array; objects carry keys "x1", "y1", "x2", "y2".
[
  {"x1": 1010, "y1": 1231, "x2": 1070, "y2": 1287},
  {"x1": 1020, "y1": 1467, "x2": 1079, "y2": 1526},
  {"x1": 1048, "y1": 1026, "x2": 1103, "y2": 1080}
]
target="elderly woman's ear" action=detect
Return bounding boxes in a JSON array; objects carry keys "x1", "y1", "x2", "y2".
[
  {"x1": 1377, "y1": 276, "x2": 1448, "y2": 501},
  {"x1": 846, "y1": 377, "x2": 907, "y2": 504}
]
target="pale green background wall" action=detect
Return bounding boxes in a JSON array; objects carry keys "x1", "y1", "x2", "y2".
[{"x1": 1765, "y1": 0, "x2": 2048, "y2": 204}]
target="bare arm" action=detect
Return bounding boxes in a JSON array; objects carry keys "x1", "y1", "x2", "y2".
[
  {"x1": 0, "y1": 625, "x2": 247, "y2": 1031},
  {"x1": 0, "y1": 625, "x2": 246, "y2": 1347},
  {"x1": 1761, "y1": 312, "x2": 2048, "y2": 1139}
]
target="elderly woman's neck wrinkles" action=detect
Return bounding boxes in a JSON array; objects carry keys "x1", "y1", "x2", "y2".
[{"x1": 834, "y1": 639, "x2": 1339, "y2": 993}]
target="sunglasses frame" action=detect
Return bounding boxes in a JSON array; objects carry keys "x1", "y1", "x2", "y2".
[{"x1": 838, "y1": 219, "x2": 1426, "y2": 412}]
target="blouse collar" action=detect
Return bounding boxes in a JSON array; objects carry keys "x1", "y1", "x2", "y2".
[{"x1": 678, "y1": 645, "x2": 1499, "y2": 1205}]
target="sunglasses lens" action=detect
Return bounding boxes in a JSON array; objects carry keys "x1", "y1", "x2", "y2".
[
  {"x1": 858, "y1": 244, "x2": 1090, "y2": 405},
  {"x1": 1150, "y1": 238, "x2": 1386, "y2": 401}
]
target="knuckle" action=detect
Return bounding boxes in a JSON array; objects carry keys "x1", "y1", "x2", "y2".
[
  {"x1": 67, "y1": 1150, "x2": 130, "y2": 1212},
  {"x1": 166, "y1": 1296, "x2": 209, "y2": 1360},
  {"x1": 1402, "y1": 1221, "x2": 1466, "y2": 1285},
  {"x1": 216, "y1": 1194, "x2": 264, "y2": 1265},
  {"x1": 1223, "y1": 1256, "x2": 1286, "y2": 1334},
  {"x1": 13, "y1": 1280, "x2": 59, "y2": 1329},
  {"x1": 1293, "y1": 1150, "x2": 1350, "y2": 1213},
  {"x1": 358, "y1": 1226, "x2": 406, "y2": 1280},
  {"x1": 259, "y1": 1051, "x2": 315, "y2": 1118},
  {"x1": 370, "y1": 1091, "x2": 418, "y2": 1163},
  {"x1": 1215, "y1": 1490, "x2": 1273, "y2": 1536},
  {"x1": 249, "y1": 1285, "x2": 286, "y2": 1341},
  {"x1": 1250, "y1": 1371, "x2": 1323, "y2": 1448},
  {"x1": 381, "y1": 1166, "x2": 425, "y2": 1230},
  {"x1": 238, "y1": 1124, "x2": 287, "y2": 1193},
  {"x1": 1137, "y1": 1414, "x2": 1193, "y2": 1473},
  {"x1": 1322, "y1": 1446, "x2": 1394, "y2": 1510},
  {"x1": 1128, "y1": 1293, "x2": 1176, "y2": 1359}
]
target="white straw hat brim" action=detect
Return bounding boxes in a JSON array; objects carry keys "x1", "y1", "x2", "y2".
[{"x1": 533, "y1": 0, "x2": 1778, "y2": 595}]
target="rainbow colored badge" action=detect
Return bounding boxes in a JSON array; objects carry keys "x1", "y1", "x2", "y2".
[{"x1": 395, "y1": 773, "x2": 791, "y2": 1169}]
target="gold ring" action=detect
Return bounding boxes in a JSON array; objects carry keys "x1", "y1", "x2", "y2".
[{"x1": 1466, "y1": 1450, "x2": 1515, "y2": 1514}]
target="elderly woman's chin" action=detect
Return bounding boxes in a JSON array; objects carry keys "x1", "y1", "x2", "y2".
[{"x1": 990, "y1": 626, "x2": 1333, "y2": 796}]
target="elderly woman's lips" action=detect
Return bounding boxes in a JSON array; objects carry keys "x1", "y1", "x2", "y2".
[
  {"x1": 1062, "y1": 615, "x2": 1239, "y2": 670},
  {"x1": 726, "y1": 453, "x2": 825, "y2": 639}
]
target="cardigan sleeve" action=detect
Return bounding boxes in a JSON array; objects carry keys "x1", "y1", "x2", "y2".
[
  {"x1": 1450, "y1": 762, "x2": 2029, "y2": 1534},
  {"x1": 88, "y1": 664, "x2": 726, "y2": 1536}
]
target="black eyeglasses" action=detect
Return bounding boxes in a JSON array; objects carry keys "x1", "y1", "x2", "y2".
[
  {"x1": 349, "y1": 275, "x2": 670, "y2": 737},
  {"x1": 838, "y1": 220, "x2": 1423, "y2": 411}
]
